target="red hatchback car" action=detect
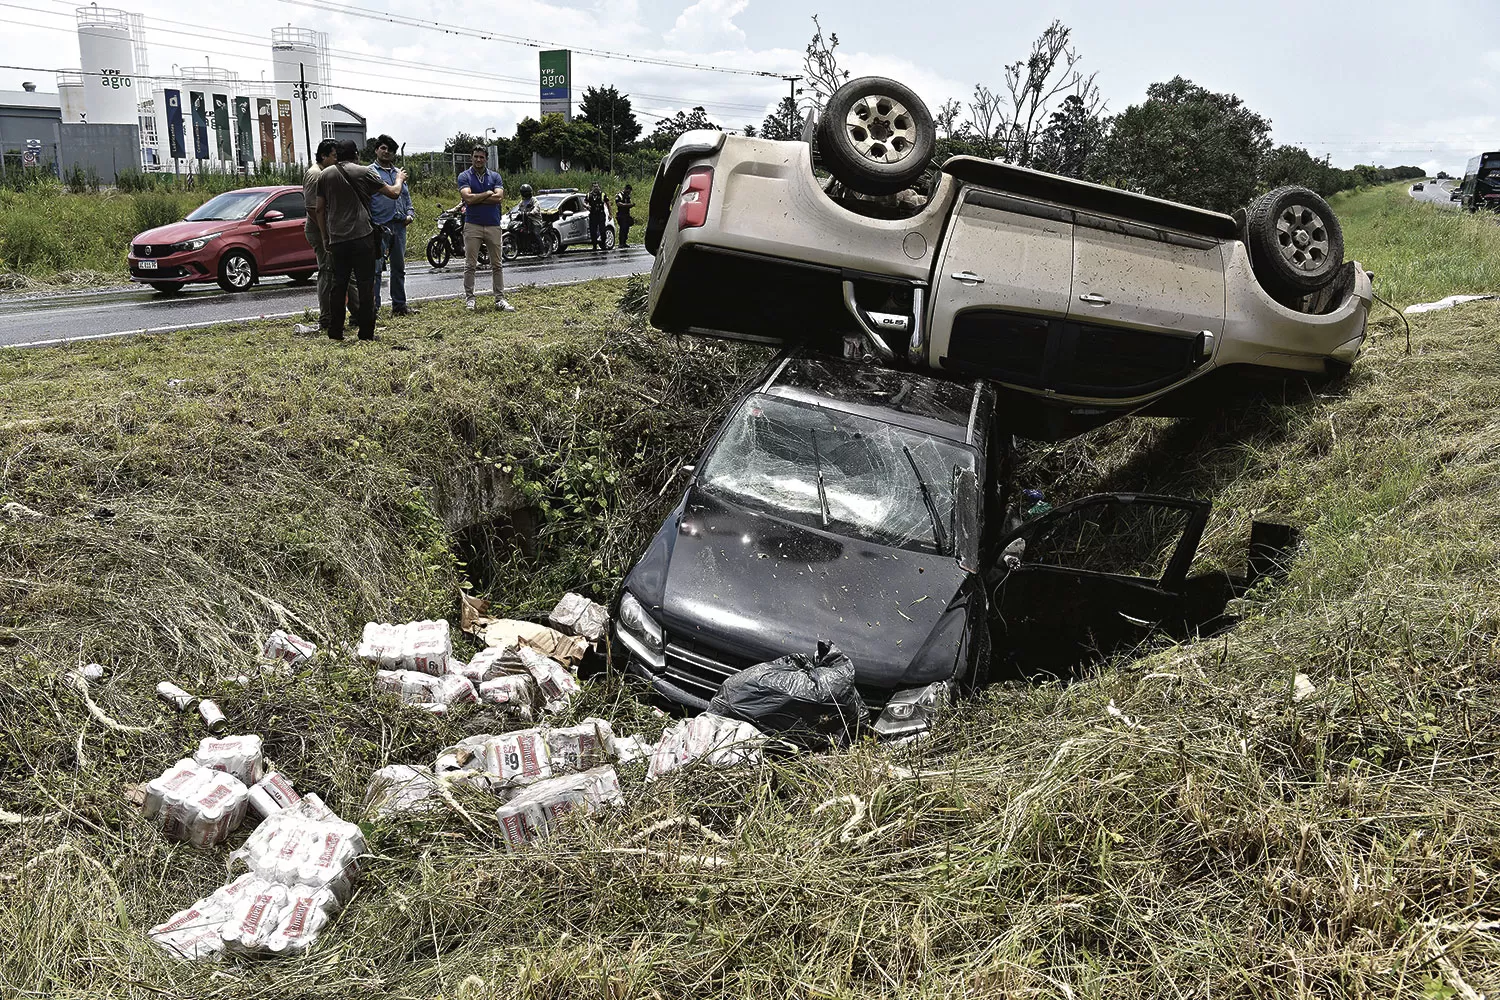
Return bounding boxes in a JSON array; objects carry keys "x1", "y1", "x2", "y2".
[{"x1": 128, "y1": 185, "x2": 318, "y2": 293}]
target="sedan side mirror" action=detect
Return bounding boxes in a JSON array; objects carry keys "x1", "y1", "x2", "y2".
[{"x1": 259, "y1": 210, "x2": 285, "y2": 223}]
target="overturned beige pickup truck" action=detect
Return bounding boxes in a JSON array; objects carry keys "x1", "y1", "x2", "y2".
[{"x1": 645, "y1": 77, "x2": 1371, "y2": 439}]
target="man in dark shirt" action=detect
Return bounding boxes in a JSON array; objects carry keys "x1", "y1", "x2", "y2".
[
  {"x1": 297, "y1": 138, "x2": 358, "y2": 335},
  {"x1": 614, "y1": 184, "x2": 634, "y2": 248},
  {"x1": 457, "y1": 147, "x2": 512, "y2": 312},
  {"x1": 314, "y1": 139, "x2": 406, "y2": 341}
]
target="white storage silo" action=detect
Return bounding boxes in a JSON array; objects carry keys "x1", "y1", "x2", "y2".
[
  {"x1": 57, "y1": 69, "x2": 86, "y2": 123},
  {"x1": 270, "y1": 26, "x2": 325, "y2": 165},
  {"x1": 76, "y1": 7, "x2": 139, "y2": 125}
]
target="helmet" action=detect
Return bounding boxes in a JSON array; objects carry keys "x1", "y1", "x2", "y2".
[{"x1": 519, "y1": 183, "x2": 534, "y2": 198}]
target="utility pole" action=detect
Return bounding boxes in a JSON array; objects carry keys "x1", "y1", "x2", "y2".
[
  {"x1": 298, "y1": 63, "x2": 312, "y2": 164},
  {"x1": 609, "y1": 99, "x2": 615, "y2": 175},
  {"x1": 782, "y1": 75, "x2": 802, "y2": 138}
]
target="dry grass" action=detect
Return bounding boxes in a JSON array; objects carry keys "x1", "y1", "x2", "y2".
[{"x1": 3, "y1": 190, "x2": 1500, "y2": 999}]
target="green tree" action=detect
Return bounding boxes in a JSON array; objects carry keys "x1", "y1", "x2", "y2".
[
  {"x1": 648, "y1": 107, "x2": 720, "y2": 150},
  {"x1": 516, "y1": 114, "x2": 607, "y2": 170},
  {"x1": 1032, "y1": 94, "x2": 1108, "y2": 179},
  {"x1": 1101, "y1": 76, "x2": 1271, "y2": 212},
  {"x1": 760, "y1": 96, "x2": 802, "y2": 142},
  {"x1": 442, "y1": 132, "x2": 486, "y2": 155},
  {"x1": 578, "y1": 86, "x2": 642, "y2": 159}
]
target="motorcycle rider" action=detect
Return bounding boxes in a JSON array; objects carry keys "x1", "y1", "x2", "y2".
[{"x1": 513, "y1": 183, "x2": 543, "y2": 252}]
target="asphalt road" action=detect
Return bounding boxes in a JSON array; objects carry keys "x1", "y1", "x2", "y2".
[
  {"x1": 1410, "y1": 179, "x2": 1460, "y2": 208},
  {"x1": 0, "y1": 246, "x2": 652, "y2": 349}
]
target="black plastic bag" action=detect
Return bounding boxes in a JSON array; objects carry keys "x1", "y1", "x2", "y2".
[{"x1": 709, "y1": 641, "x2": 868, "y2": 749}]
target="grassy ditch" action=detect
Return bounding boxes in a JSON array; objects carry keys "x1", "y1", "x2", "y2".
[{"x1": 2, "y1": 190, "x2": 1500, "y2": 998}]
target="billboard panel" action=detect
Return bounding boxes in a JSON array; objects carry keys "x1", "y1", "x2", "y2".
[
  {"x1": 212, "y1": 93, "x2": 232, "y2": 161},
  {"x1": 189, "y1": 91, "x2": 209, "y2": 159},
  {"x1": 539, "y1": 49, "x2": 571, "y2": 120},
  {"x1": 257, "y1": 98, "x2": 274, "y2": 162},
  {"x1": 164, "y1": 88, "x2": 185, "y2": 159},
  {"x1": 277, "y1": 100, "x2": 294, "y2": 162},
  {"x1": 234, "y1": 96, "x2": 252, "y2": 166}
]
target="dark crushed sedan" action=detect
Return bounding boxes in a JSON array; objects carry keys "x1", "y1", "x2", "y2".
[{"x1": 614, "y1": 353, "x2": 998, "y2": 739}]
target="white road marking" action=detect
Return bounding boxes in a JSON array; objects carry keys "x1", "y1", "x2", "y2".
[{"x1": 1, "y1": 270, "x2": 647, "y2": 349}]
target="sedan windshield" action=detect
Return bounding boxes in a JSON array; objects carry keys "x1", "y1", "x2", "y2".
[
  {"x1": 699, "y1": 394, "x2": 977, "y2": 553},
  {"x1": 185, "y1": 191, "x2": 267, "y2": 222}
]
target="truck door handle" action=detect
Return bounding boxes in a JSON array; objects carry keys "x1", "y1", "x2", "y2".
[
  {"x1": 1078, "y1": 292, "x2": 1110, "y2": 305},
  {"x1": 950, "y1": 271, "x2": 985, "y2": 285}
]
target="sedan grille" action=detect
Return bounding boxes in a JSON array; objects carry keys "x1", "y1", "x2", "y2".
[{"x1": 132, "y1": 244, "x2": 170, "y2": 257}]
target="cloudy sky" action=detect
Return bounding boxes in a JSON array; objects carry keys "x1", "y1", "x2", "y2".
[{"x1": 4, "y1": 0, "x2": 1496, "y2": 174}]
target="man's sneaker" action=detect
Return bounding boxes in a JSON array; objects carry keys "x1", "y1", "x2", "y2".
[
  {"x1": 465, "y1": 297, "x2": 476, "y2": 311},
  {"x1": 293, "y1": 322, "x2": 318, "y2": 335},
  {"x1": 392, "y1": 304, "x2": 412, "y2": 316},
  {"x1": 495, "y1": 298, "x2": 516, "y2": 313}
]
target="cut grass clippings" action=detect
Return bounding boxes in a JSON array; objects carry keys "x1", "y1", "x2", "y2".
[{"x1": 2, "y1": 187, "x2": 1500, "y2": 999}]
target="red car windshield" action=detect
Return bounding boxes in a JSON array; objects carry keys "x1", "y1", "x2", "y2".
[{"x1": 185, "y1": 191, "x2": 267, "y2": 222}]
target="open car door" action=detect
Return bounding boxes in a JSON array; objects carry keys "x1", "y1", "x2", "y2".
[{"x1": 990, "y1": 493, "x2": 1210, "y2": 675}]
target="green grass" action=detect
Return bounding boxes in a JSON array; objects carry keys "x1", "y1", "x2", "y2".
[
  {"x1": 3, "y1": 186, "x2": 1500, "y2": 999},
  {"x1": 1329, "y1": 181, "x2": 1500, "y2": 306}
]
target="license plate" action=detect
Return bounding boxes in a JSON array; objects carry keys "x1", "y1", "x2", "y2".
[{"x1": 137, "y1": 260, "x2": 157, "y2": 270}]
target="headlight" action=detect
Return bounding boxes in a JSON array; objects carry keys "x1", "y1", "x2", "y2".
[
  {"x1": 873, "y1": 680, "x2": 954, "y2": 741},
  {"x1": 168, "y1": 232, "x2": 222, "y2": 253},
  {"x1": 616, "y1": 591, "x2": 665, "y2": 669}
]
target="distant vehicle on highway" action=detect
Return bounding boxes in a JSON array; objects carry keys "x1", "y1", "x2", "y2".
[
  {"x1": 1456, "y1": 152, "x2": 1500, "y2": 212},
  {"x1": 1412, "y1": 182, "x2": 1425, "y2": 191},
  {"x1": 127, "y1": 186, "x2": 317, "y2": 294}
]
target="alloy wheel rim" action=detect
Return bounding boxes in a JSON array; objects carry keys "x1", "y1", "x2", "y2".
[
  {"x1": 845, "y1": 94, "x2": 918, "y2": 164},
  {"x1": 1275, "y1": 204, "x2": 1331, "y2": 272},
  {"x1": 226, "y1": 255, "x2": 252, "y2": 287}
]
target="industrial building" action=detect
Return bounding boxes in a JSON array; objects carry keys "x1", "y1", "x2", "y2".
[{"x1": 0, "y1": 6, "x2": 364, "y2": 183}]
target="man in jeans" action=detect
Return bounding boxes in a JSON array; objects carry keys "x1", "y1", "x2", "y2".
[
  {"x1": 314, "y1": 139, "x2": 406, "y2": 341},
  {"x1": 296, "y1": 139, "x2": 358, "y2": 335},
  {"x1": 370, "y1": 134, "x2": 414, "y2": 317},
  {"x1": 457, "y1": 147, "x2": 513, "y2": 312}
]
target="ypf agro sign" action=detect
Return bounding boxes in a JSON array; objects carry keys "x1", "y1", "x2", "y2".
[{"x1": 539, "y1": 49, "x2": 571, "y2": 121}]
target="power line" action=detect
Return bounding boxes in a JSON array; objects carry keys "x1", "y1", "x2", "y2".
[
  {"x1": 272, "y1": 0, "x2": 783, "y2": 79},
  {"x1": 8, "y1": 5, "x2": 778, "y2": 116}
]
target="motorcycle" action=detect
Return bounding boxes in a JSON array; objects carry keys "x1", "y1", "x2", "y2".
[
  {"x1": 425, "y1": 203, "x2": 488, "y2": 268},
  {"x1": 501, "y1": 210, "x2": 560, "y2": 261}
]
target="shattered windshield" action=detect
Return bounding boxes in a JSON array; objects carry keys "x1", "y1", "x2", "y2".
[{"x1": 699, "y1": 394, "x2": 977, "y2": 554}]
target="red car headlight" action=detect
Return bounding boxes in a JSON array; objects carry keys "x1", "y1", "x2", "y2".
[{"x1": 678, "y1": 166, "x2": 713, "y2": 231}]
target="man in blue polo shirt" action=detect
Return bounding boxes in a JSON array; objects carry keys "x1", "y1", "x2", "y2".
[{"x1": 457, "y1": 146, "x2": 513, "y2": 312}]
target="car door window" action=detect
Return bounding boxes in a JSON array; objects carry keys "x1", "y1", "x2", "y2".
[
  {"x1": 264, "y1": 192, "x2": 306, "y2": 221},
  {"x1": 1018, "y1": 498, "x2": 1197, "y2": 583}
]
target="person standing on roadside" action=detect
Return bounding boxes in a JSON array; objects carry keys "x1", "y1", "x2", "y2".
[
  {"x1": 457, "y1": 147, "x2": 513, "y2": 312},
  {"x1": 314, "y1": 139, "x2": 406, "y2": 341},
  {"x1": 586, "y1": 181, "x2": 607, "y2": 251},
  {"x1": 296, "y1": 139, "x2": 359, "y2": 335},
  {"x1": 370, "y1": 134, "x2": 414, "y2": 317},
  {"x1": 614, "y1": 183, "x2": 634, "y2": 248}
]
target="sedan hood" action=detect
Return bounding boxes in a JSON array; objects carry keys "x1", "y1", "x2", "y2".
[
  {"x1": 654, "y1": 486, "x2": 970, "y2": 688},
  {"x1": 136, "y1": 220, "x2": 230, "y2": 245}
]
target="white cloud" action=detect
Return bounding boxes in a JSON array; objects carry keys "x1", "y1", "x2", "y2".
[{"x1": 664, "y1": 0, "x2": 750, "y2": 51}]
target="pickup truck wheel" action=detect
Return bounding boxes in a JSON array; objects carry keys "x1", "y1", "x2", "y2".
[
  {"x1": 1246, "y1": 186, "x2": 1344, "y2": 297},
  {"x1": 816, "y1": 76, "x2": 936, "y2": 196}
]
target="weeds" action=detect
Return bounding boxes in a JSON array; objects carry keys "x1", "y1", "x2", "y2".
[{"x1": 1, "y1": 186, "x2": 1499, "y2": 1000}]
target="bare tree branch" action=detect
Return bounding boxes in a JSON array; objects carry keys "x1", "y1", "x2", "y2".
[{"x1": 803, "y1": 16, "x2": 851, "y2": 112}]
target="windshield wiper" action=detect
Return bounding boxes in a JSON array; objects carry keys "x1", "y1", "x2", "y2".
[
  {"x1": 810, "y1": 430, "x2": 830, "y2": 527},
  {"x1": 903, "y1": 444, "x2": 948, "y2": 554}
]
